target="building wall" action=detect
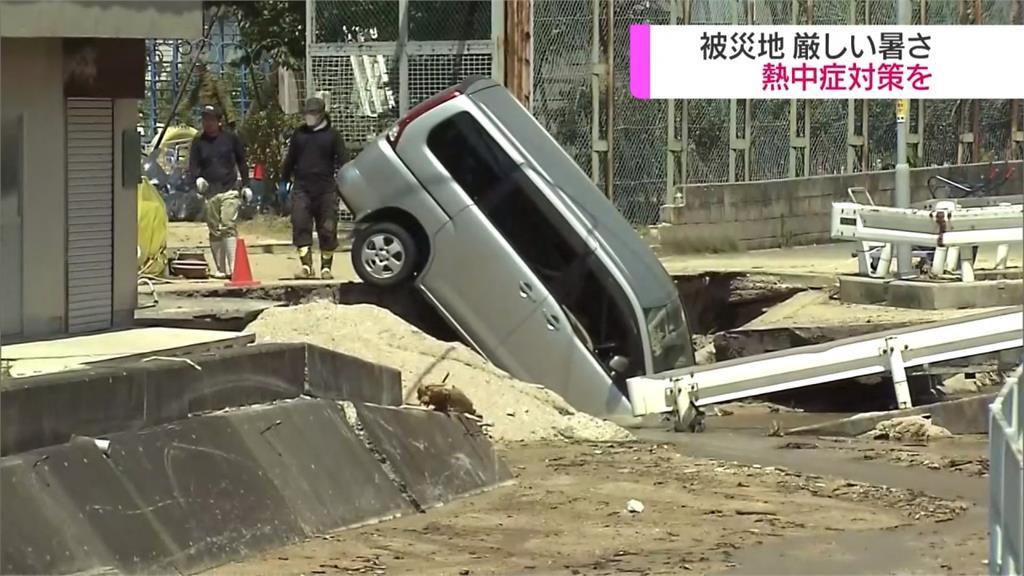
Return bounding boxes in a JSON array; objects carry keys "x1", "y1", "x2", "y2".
[
  {"x1": 0, "y1": 1, "x2": 202, "y2": 39},
  {"x1": 657, "y1": 161, "x2": 1024, "y2": 253},
  {"x1": 1, "y1": 38, "x2": 140, "y2": 340},
  {"x1": 112, "y1": 99, "x2": 139, "y2": 326},
  {"x1": 1, "y1": 38, "x2": 67, "y2": 338}
]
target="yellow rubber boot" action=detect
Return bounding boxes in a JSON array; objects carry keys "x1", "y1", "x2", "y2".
[{"x1": 295, "y1": 246, "x2": 313, "y2": 279}]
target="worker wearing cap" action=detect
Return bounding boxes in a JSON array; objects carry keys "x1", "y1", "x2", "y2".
[
  {"x1": 281, "y1": 96, "x2": 348, "y2": 279},
  {"x1": 189, "y1": 104, "x2": 253, "y2": 278}
]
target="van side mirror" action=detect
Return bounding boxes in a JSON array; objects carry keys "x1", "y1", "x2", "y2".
[{"x1": 609, "y1": 355, "x2": 630, "y2": 379}]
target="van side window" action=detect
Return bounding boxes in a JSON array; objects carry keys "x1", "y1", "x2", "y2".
[
  {"x1": 426, "y1": 112, "x2": 580, "y2": 284},
  {"x1": 427, "y1": 111, "x2": 645, "y2": 382}
]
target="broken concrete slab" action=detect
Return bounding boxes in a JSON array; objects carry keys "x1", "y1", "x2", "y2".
[
  {"x1": 787, "y1": 393, "x2": 998, "y2": 437},
  {"x1": 227, "y1": 399, "x2": 414, "y2": 535},
  {"x1": 1, "y1": 342, "x2": 415, "y2": 457},
  {"x1": 1, "y1": 400, "x2": 461, "y2": 575},
  {"x1": 13, "y1": 437, "x2": 182, "y2": 574},
  {"x1": 352, "y1": 403, "x2": 514, "y2": 510},
  {"x1": 1, "y1": 326, "x2": 255, "y2": 378},
  {"x1": 134, "y1": 294, "x2": 282, "y2": 331},
  {"x1": 741, "y1": 290, "x2": 830, "y2": 328},
  {"x1": 99, "y1": 408, "x2": 308, "y2": 573},
  {"x1": 839, "y1": 275, "x2": 1024, "y2": 309},
  {"x1": 714, "y1": 322, "x2": 911, "y2": 361},
  {"x1": 1, "y1": 344, "x2": 306, "y2": 456},
  {"x1": 306, "y1": 344, "x2": 403, "y2": 406},
  {"x1": 0, "y1": 448, "x2": 118, "y2": 575}
]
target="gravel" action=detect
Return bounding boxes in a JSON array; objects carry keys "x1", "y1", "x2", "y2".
[{"x1": 246, "y1": 301, "x2": 634, "y2": 444}]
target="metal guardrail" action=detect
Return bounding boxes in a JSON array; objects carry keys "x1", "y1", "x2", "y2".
[
  {"x1": 990, "y1": 362, "x2": 1023, "y2": 576},
  {"x1": 627, "y1": 308, "x2": 1024, "y2": 432}
]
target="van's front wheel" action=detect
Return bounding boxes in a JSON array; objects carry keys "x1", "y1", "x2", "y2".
[{"x1": 352, "y1": 221, "x2": 418, "y2": 288}]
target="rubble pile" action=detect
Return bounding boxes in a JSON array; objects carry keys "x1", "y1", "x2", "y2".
[{"x1": 859, "y1": 415, "x2": 953, "y2": 442}]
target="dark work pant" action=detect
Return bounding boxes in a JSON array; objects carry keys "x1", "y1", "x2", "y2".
[{"x1": 291, "y1": 186, "x2": 339, "y2": 252}]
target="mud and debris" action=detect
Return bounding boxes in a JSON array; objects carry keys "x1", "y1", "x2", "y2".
[
  {"x1": 207, "y1": 441, "x2": 979, "y2": 576},
  {"x1": 811, "y1": 434, "x2": 993, "y2": 478}
]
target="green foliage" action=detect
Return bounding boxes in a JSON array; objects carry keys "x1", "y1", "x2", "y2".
[
  {"x1": 239, "y1": 78, "x2": 300, "y2": 187},
  {"x1": 184, "y1": 63, "x2": 238, "y2": 125},
  {"x1": 211, "y1": 0, "x2": 306, "y2": 72}
]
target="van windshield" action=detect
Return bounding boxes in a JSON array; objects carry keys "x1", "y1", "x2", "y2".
[{"x1": 644, "y1": 300, "x2": 691, "y2": 373}]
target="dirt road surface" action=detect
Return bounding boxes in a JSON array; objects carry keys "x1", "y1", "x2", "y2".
[{"x1": 208, "y1": 431, "x2": 988, "y2": 576}]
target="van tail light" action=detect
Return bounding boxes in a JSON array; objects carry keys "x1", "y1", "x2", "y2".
[{"x1": 385, "y1": 87, "x2": 462, "y2": 147}]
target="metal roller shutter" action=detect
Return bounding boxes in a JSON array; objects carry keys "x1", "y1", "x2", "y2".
[{"x1": 66, "y1": 98, "x2": 114, "y2": 334}]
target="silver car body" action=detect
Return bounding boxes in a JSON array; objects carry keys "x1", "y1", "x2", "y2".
[{"x1": 337, "y1": 77, "x2": 693, "y2": 417}]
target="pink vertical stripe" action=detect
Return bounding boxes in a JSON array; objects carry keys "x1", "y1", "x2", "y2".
[{"x1": 630, "y1": 24, "x2": 651, "y2": 100}]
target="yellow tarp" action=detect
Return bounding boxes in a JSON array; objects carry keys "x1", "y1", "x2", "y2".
[
  {"x1": 137, "y1": 177, "x2": 169, "y2": 277},
  {"x1": 148, "y1": 125, "x2": 198, "y2": 174}
]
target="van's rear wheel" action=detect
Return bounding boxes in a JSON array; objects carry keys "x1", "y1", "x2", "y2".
[{"x1": 352, "y1": 221, "x2": 418, "y2": 288}]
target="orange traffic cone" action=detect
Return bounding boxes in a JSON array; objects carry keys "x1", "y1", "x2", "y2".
[{"x1": 227, "y1": 237, "x2": 260, "y2": 288}]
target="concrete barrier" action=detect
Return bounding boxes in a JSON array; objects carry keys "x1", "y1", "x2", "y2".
[
  {"x1": 226, "y1": 400, "x2": 413, "y2": 535},
  {"x1": 1, "y1": 399, "x2": 514, "y2": 575},
  {"x1": 1, "y1": 444, "x2": 119, "y2": 575},
  {"x1": 1, "y1": 343, "x2": 410, "y2": 456},
  {"x1": 1, "y1": 344, "x2": 306, "y2": 456},
  {"x1": 353, "y1": 403, "x2": 514, "y2": 510},
  {"x1": 306, "y1": 344, "x2": 403, "y2": 406}
]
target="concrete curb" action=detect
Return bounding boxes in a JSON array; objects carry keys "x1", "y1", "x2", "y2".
[{"x1": 1, "y1": 398, "x2": 514, "y2": 575}]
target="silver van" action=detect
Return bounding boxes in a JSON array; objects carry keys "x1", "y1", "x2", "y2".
[{"x1": 337, "y1": 77, "x2": 693, "y2": 418}]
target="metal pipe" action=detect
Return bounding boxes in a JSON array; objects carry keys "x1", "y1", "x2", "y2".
[
  {"x1": 874, "y1": 243, "x2": 894, "y2": 278},
  {"x1": 960, "y1": 247, "x2": 976, "y2": 282},
  {"x1": 932, "y1": 246, "x2": 948, "y2": 272},
  {"x1": 605, "y1": 0, "x2": 615, "y2": 202},
  {"x1": 398, "y1": 0, "x2": 409, "y2": 114},
  {"x1": 894, "y1": 0, "x2": 913, "y2": 277},
  {"x1": 996, "y1": 243, "x2": 1010, "y2": 269},
  {"x1": 148, "y1": 41, "x2": 158, "y2": 139},
  {"x1": 946, "y1": 246, "x2": 961, "y2": 272},
  {"x1": 171, "y1": 42, "x2": 180, "y2": 112},
  {"x1": 305, "y1": 0, "x2": 315, "y2": 98}
]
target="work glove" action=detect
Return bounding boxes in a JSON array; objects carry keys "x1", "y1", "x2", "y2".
[
  {"x1": 195, "y1": 177, "x2": 209, "y2": 194},
  {"x1": 241, "y1": 187, "x2": 254, "y2": 203}
]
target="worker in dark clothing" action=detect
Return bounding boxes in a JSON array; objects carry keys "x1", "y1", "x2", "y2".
[
  {"x1": 189, "y1": 104, "x2": 252, "y2": 278},
  {"x1": 281, "y1": 96, "x2": 348, "y2": 279}
]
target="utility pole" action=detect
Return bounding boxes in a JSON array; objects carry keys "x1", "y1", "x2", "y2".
[
  {"x1": 894, "y1": 0, "x2": 912, "y2": 277},
  {"x1": 305, "y1": 0, "x2": 316, "y2": 99}
]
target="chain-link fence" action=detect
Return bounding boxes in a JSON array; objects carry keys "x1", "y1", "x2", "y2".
[
  {"x1": 527, "y1": 0, "x2": 1022, "y2": 226},
  {"x1": 144, "y1": 1, "x2": 1021, "y2": 227},
  {"x1": 309, "y1": 0, "x2": 496, "y2": 148}
]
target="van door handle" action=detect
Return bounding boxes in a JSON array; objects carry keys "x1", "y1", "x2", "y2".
[
  {"x1": 519, "y1": 281, "x2": 534, "y2": 300},
  {"x1": 543, "y1": 310, "x2": 561, "y2": 331}
]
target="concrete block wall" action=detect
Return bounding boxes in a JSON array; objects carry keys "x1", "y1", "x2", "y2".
[{"x1": 657, "y1": 161, "x2": 1024, "y2": 253}]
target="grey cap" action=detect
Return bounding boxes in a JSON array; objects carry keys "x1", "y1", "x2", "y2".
[
  {"x1": 303, "y1": 97, "x2": 326, "y2": 115},
  {"x1": 200, "y1": 104, "x2": 223, "y2": 119}
]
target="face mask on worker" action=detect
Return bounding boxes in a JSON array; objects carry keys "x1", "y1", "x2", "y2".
[{"x1": 304, "y1": 114, "x2": 322, "y2": 128}]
